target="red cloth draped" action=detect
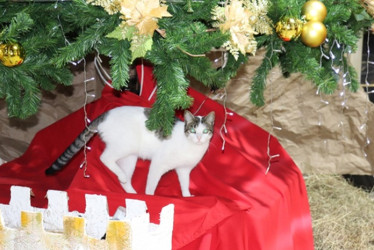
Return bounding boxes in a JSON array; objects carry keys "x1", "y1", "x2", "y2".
[{"x1": 0, "y1": 64, "x2": 314, "y2": 249}]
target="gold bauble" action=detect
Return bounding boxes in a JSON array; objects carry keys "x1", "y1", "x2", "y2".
[
  {"x1": 302, "y1": 0, "x2": 327, "y2": 22},
  {"x1": 301, "y1": 21, "x2": 327, "y2": 47},
  {"x1": 275, "y1": 17, "x2": 304, "y2": 42},
  {"x1": 0, "y1": 42, "x2": 25, "y2": 67}
]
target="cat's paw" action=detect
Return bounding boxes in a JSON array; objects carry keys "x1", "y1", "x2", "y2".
[
  {"x1": 181, "y1": 191, "x2": 193, "y2": 197},
  {"x1": 121, "y1": 182, "x2": 137, "y2": 194},
  {"x1": 145, "y1": 190, "x2": 155, "y2": 196},
  {"x1": 182, "y1": 194, "x2": 195, "y2": 198}
]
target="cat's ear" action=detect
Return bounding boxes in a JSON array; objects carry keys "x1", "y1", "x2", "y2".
[
  {"x1": 204, "y1": 111, "x2": 215, "y2": 125},
  {"x1": 184, "y1": 110, "x2": 195, "y2": 124}
]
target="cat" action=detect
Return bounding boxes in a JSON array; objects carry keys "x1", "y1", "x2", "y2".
[{"x1": 45, "y1": 106, "x2": 215, "y2": 197}]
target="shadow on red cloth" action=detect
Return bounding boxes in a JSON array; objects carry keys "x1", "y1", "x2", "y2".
[{"x1": 0, "y1": 65, "x2": 314, "y2": 249}]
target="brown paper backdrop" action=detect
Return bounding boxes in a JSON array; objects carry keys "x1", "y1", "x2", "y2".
[
  {"x1": 1, "y1": 52, "x2": 373, "y2": 175},
  {"x1": 0, "y1": 57, "x2": 104, "y2": 162},
  {"x1": 193, "y1": 50, "x2": 374, "y2": 175}
]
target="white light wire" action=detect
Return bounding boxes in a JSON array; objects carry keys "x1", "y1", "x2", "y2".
[
  {"x1": 79, "y1": 58, "x2": 96, "y2": 178},
  {"x1": 265, "y1": 41, "x2": 280, "y2": 175},
  {"x1": 362, "y1": 29, "x2": 372, "y2": 157},
  {"x1": 55, "y1": 0, "x2": 94, "y2": 177}
]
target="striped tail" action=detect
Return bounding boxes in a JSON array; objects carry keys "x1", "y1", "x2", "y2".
[{"x1": 45, "y1": 113, "x2": 107, "y2": 175}]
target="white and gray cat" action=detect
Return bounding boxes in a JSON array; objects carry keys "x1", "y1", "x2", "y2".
[{"x1": 45, "y1": 106, "x2": 215, "y2": 197}]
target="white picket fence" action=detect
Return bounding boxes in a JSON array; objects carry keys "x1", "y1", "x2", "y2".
[{"x1": 0, "y1": 186, "x2": 174, "y2": 250}]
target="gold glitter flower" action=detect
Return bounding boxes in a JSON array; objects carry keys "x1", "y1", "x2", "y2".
[
  {"x1": 213, "y1": 0, "x2": 272, "y2": 59},
  {"x1": 119, "y1": 0, "x2": 172, "y2": 36}
]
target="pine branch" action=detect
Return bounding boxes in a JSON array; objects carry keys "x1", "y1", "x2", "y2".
[
  {"x1": 4, "y1": 68, "x2": 41, "y2": 118},
  {"x1": 165, "y1": 0, "x2": 220, "y2": 22},
  {"x1": 146, "y1": 62, "x2": 193, "y2": 136},
  {"x1": 62, "y1": 0, "x2": 110, "y2": 28},
  {"x1": 346, "y1": 59, "x2": 359, "y2": 92},
  {"x1": 1, "y1": 12, "x2": 34, "y2": 41},
  {"x1": 19, "y1": 80, "x2": 42, "y2": 118},
  {"x1": 329, "y1": 24, "x2": 358, "y2": 49},
  {"x1": 146, "y1": 40, "x2": 193, "y2": 135},
  {"x1": 324, "y1": 4, "x2": 351, "y2": 23},
  {"x1": 250, "y1": 39, "x2": 280, "y2": 106},
  {"x1": 99, "y1": 39, "x2": 132, "y2": 89},
  {"x1": 52, "y1": 15, "x2": 119, "y2": 68},
  {"x1": 218, "y1": 52, "x2": 248, "y2": 86}
]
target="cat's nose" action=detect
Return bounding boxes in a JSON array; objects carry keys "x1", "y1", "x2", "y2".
[{"x1": 197, "y1": 134, "x2": 202, "y2": 141}]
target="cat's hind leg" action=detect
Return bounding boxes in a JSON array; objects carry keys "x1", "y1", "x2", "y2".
[
  {"x1": 100, "y1": 148, "x2": 136, "y2": 194},
  {"x1": 117, "y1": 155, "x2": 138, "y2": 194}
]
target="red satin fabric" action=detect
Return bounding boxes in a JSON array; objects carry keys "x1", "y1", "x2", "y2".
[{"x1": 0, "y1": 64, "x2": 314, "y2": 249}]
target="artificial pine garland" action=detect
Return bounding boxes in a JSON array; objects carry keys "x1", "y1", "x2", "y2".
[{"x1": 0, "y1": 0, "x2": 372, "y2": 135}]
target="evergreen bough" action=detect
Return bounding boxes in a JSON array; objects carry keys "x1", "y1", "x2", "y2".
[{"x1": 0, "y1": 0, "x2": 372, "y2": 135}]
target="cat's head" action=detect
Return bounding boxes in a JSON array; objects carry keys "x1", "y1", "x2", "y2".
[{"x1": 184, "y1": 110, "x2": 215, "y2": 144}]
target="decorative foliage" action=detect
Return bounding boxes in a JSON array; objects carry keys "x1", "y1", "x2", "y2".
[
  {"x1": 0, "y1": 8, "x2": 72, "y2": 119},
  {"x1": 212, "y1": 0, "x2": 272, "y2": 59},
  {"x1": 0, "y1": 0, "x2": 373, "y2": 135},
  {"x1": 91, "y1": 0, "x2": 172, "y2": 60},
  {"x1": 251, "y1": 0, "x2": 372, "y2": 106}
]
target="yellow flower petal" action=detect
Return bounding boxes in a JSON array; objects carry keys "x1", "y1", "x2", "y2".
[
  {"x1": 137, "y1": 17, "x2": 159, "y2": 35},
  {"x1": 119, "y1": 0, "x2": 172, "y2": 36},
  {"x1": 149, "y1": 6, "x2": 172, "y2": 18}
]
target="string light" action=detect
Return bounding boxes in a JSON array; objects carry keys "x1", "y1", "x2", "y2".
[
  {"x1": 320, "y1": 45, "x2": 330, "y2": 65},
  {"x1": 78, "y1": 58, "x2": 96, "y2": 178},
  {"x1": 321, "y1": 39, "x2": 351, "y2": 139},
  {"x1": 197, "y1": 51, "x2": 231, "y2": 151},
  {"x1": 361, "y1": 29, "x2": 373, "y2": 157},
  {"x1": 208, "y1": 87, "x2": 234, "y2": 152},
  {"x1": 139, "y1": 59, "x2": 145, "y2": 96},
  {"x1": 53, "y1": 0, "x2": 71, "y2": 46},
  {"x1": 211, "y1": 51, "x2": 232, "y2": 151},
  {"x1": 94, "y1": 54, "x2": 113, "y2": 88},
  {"x1": 265, "y1": 41, "x2": 281, "y2": 175},
  {"x1": 53, "y1": 0, "x2": 95, "y2": 177},
  {"x1": 219, "y1": 88, "x2": 229, "y2": 151}
]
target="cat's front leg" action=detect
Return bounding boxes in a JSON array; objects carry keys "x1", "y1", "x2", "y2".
[
  {"x1": 176, "y1": 167, "x2": 193, "y2": 197},
  {"x1": 145, "y1": 162, "x2": 166, "y2": 195}
]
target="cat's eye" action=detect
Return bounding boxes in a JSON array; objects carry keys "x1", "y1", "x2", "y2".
[
  {"x1": 203, "y1": 129, "x2": 209, "y2": 134},
  {"x1": 190, "y1": 128, "x2": 196, "y2": 133}
]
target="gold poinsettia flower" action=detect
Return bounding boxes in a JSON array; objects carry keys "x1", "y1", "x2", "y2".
[
  {"x1": 86, "y1": 0, "x2": 122, "y2": 15},
  {"x1": 120, "y1": 0, "x2": 172, "y2": 36},
  {"x1": 219, "y1": 0, "x2": 252, "y2": 32},
  {"x1": 213, "y1": 0, "x2": 272, "y2": 59},
  {"x1": 213, "y1": 0, "x2": 257, "y2": 57}
]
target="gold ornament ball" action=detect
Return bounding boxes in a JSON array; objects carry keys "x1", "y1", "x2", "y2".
[
  {"x1": 0, "y1": 42, "x2": 25, "y2": 67},
  {"x1": 301, "y1": 21, "x2": 327, "y2": 47},
  {"x1": 302, "y1": 0, "x2": 327, "y2": 22},
  {"x1": 275, "y1": 17, "x2": 304, "y2": 42}
]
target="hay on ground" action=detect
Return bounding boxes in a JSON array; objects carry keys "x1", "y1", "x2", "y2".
[{"x1": 305, "y1": 174, "x2": 374, "y2": 250}]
